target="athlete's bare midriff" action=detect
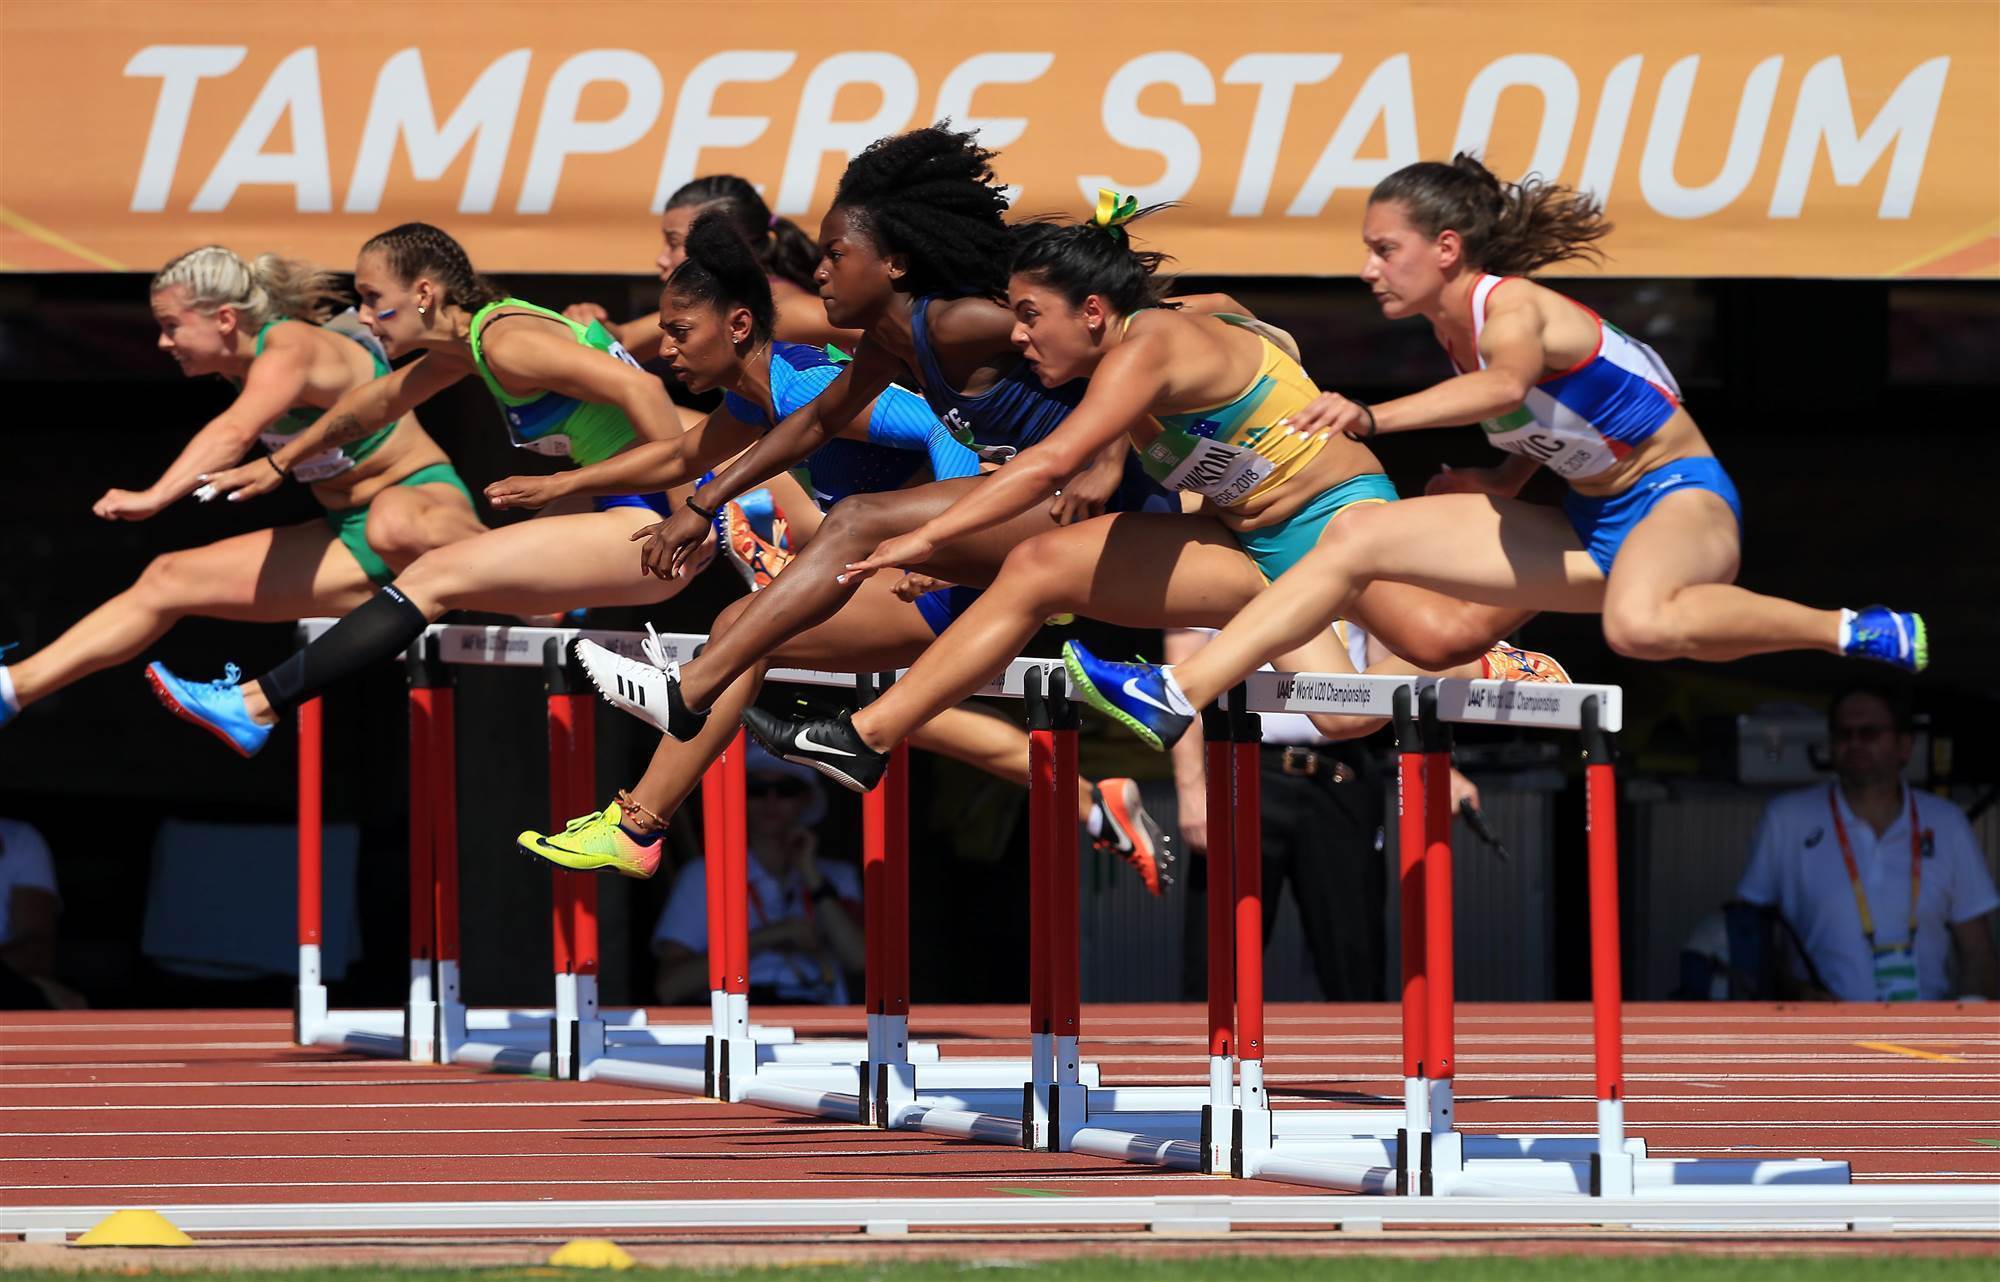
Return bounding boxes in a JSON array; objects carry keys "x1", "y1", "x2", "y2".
[{"x1": 288, "y1": 325, "x2": 452, "y2": 511}]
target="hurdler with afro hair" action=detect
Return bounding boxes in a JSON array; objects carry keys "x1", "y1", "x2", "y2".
[{"x1": 829, "y1": 122, "x2": 1014, "y2": 301}]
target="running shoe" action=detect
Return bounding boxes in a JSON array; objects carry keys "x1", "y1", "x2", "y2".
[
  {"x1": 1843, "y1": 607, "x2": 1929, "y2": 672},
  {"x1": 1061, "y1": 641, "x2": 1194, "y2": 751},
  {"x1": 1479, "y1": 644, "x2": 1572, "y2": 683},
  {"x1": 1090, "y1": 778, "x2": 1173, "y2": 896},
  {"x1": 574, "y1": 638, "x2": 709, "y2": 741},
  {"x1": 719, "y1": 495, "x2": 795, "y2": 591},
  {"x1": 519, "y1": 803, "x2": 662, "y2": 879},
  {"x1": 145, "y1": 661, "x2": 271, "y2": 758},
  {"x1": 742, "y1": 706, "x2": 887, "y2": 793}
]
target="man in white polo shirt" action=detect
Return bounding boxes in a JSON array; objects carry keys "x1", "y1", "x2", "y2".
[{"x1": 1737, "y1": 683, "x2": 1998, "y2": 1002}]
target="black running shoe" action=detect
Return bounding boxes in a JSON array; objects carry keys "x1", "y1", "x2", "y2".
[{"x1": 742, "y1": 706, "x2": 888, "y2": 792}]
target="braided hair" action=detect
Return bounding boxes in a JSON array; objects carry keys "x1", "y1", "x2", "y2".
[
  {"x1": 664, "y1": 175, "x2": 820, "y2": 294},
  {"x1": 667, "y1": 211, "x2": 777, "y2": 343},
  {"x1": 359, "y1": 223, "x2": 506, "y2": 312},
  {"x1": 152, "y1": 246, "x2": 345, "y2": 329},
  {"x1": 1371, "y1": 154, "x2": 1610, "y2": 276},
  {"x1": 829, "y1": 123, "x2": 1013, "y2": 300}
]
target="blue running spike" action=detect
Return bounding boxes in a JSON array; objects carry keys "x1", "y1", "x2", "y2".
[
  {"x1": 1061, "y1": 640, "x2": 1194, "y2": 751},
  {"x1": 145, "y1": 661, "x2": 273, "y2": 758},
  {"x1": 1843, "y1": 607, "x2": 1929, "y2": 673}
]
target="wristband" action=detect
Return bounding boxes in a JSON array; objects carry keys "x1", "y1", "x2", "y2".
[
  {"x1": 1353, "y1": 402, "x2": 1378, "y2": 439},
  {"x1": 685, "y1": 495, "x2": 718, "y2": 523},
  {"x1": 267, "y1": 455, "x2": 289, "y2": 479}
]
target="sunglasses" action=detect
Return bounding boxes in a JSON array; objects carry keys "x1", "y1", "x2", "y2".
[{"x1": 748, "y1": 775, "x2": 810, "y2": 798}]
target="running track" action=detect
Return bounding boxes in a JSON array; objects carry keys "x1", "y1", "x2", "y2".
[{"x1": 3, "y1": 1003, "x2": 1995, "y2": 1219}]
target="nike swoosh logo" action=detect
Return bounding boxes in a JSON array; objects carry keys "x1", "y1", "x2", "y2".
[
  {"x1": 795, "y1": 728, "x2": 857, "y2": 757},
  {"x1": 1121, "y1": 677, "x2": 1180, "y2": 717}
]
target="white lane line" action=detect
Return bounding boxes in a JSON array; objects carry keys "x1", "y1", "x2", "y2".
[
  {"x1": 0, "y1": 1124, "x2": 832, "y2": 1138},
  {"x1": 0, "y1": 1099, "x2": 719, "y2": 1112},
  {"x1": 0, "y1": 1172, "x2": 1214, "y2": 1192},
  {"x1": 0, "y1": 1149, "x2": 912, "y2": 1163},
  {"x1": 0, "y1": 1079, "x2": 544, "y2": 1091}
]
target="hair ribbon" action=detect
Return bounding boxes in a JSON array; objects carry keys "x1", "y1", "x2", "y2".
[{"x1": 1091, "y1": 188, "x2": 1140, "y2": 241}]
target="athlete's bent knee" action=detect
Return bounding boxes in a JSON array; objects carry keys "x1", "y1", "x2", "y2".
[
  {"x1": 134, "y1": 550, "x2": 197, "y2": 605},
  {"x1": 996, "y1": 532, "x2": 1082, "y2": 611},
  {"x1": 1602, "y1": 605, "x2": 1687, "y2": 662}
]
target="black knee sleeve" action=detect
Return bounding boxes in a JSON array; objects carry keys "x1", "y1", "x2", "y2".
[{"x1": 259, "y1": 585, "x2": 429, "y2": 715}]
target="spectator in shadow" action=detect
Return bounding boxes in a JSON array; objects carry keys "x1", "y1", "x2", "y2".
[
  {"x1": 0, "y1": 818, "x2": 84, "y2": 1009},
  {"x1": 1736, "y1": 681, "x2": 1998, "y2": 1001},
  {"x1": 652, "y1": 747, "x2": 865, "y2": 1005}
]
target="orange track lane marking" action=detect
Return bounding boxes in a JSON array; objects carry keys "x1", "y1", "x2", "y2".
[{"x1": 1853, "y1": 1041, "x2": 1967, "y2": 1063}]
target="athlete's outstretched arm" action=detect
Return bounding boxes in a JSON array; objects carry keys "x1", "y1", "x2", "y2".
[
  {"x1": 1290, "y1": 303, "x2": 1548, "y2": 439},
  {"x1": 635, "y1": 342, "x2": 899, "y2": 579},
  {"x1": 840, "y1": 333, "x2": 1167, "y2": 580},
  {"x1": 485, "y1": 410, "x2": 761, "y2": 511},
  {"x1": 197, "y1": 352, "x2": 472, "y2": 503},
  {"x1": 95, "y1": 326, "x2": 316, "y2": 520}
]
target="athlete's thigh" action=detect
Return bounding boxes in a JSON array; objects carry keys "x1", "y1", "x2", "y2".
[
  {"x1": 1600, "y1": 488, "x2": 1741, "y2": 615},
  {"x1": 770, "y1": 574, "x2": 942, "y2": 671},
  {"x1": 1022, "y1": 513, "x2": 1272, "y2": 630},
  {"x1": 186, "y1": 521, "x2": 377, "y2": 620},
  {"x1": 406, "y1": 508, "x2": 680, "y2": 613},
  {"x1": 1322, "y1": 495, "x2": 1605, "y2": 614},
  {"x1": 398, "y1": 479, "x2": 487, "y2": 534}
]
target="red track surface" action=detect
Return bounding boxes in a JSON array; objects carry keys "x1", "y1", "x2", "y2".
[{"x1": 3, "y1": 1002, "x2": 1995, "y2": 1212}]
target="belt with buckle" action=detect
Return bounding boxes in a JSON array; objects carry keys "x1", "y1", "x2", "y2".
[{"x1": 1261, "y1": 743, "x2": 1353, "y2": 782}]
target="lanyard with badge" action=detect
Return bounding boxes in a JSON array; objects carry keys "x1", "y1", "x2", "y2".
[{"x1": 1826, "y1": 786, "x2": 1922, "y2": 1002}]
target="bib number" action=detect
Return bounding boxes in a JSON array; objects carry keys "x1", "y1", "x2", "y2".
[
  {"x1": 605, "y1": 338, "x2": 642, "y2": 370},
  {"x1": 1149, "y1": 436, "x2": 1274, "y2": 506},
  {"x1": 1871, "y1": 943, "x2": 1920, "y2": 1002},
  {"x1": 1484, "y1": 417, "x2": 1607, "y2": 480},
  {"x1": 259, "y1": 432, "x2": 354, "y2": 483}
]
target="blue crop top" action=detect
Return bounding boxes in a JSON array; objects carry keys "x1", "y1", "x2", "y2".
[
  {"x1": 908, "y1": 296, "x2": 1085, "y2": 461},
  {"x1": 723, "y1": 341, "x2": 981, "y2": 504}
]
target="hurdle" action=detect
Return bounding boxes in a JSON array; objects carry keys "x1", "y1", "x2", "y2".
[
  {"x1": 1053, "y1": 668, "x2": 1855, "y2": 1198},
  {"x1": 284, "y1": 619, "x2": 1904, "y2": 1203},
  {"x1": 581, "y1": 639, "x2": 1105, "y2": 1128},
  {"x1": 290, "y1": 621, "x2": 805, "y2": 1078}
]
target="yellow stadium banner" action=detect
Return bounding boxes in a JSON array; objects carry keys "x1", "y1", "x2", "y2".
[{"x1": 2, "y1": 1, "x2": 1994, "y2": 278}]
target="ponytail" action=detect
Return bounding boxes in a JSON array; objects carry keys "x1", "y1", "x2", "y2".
[
  {"x1": 359, "y1": 222, "x2": 506, "y2": 312},
  {"x1": 664, "y1": 174, "x2": 821, "y2": 294},
  {"x1": 1370, "y1": 153, "x2": 1610, "y2": 276},
  {"x1": 1009, "y1": 189, "x2": 1177, "y2": 314},
  {"x1": 152, "y1": 245, "x2": 342, "y2": 329}
]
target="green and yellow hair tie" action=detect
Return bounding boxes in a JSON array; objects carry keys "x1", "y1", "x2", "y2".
[{"x1": 1091, "y1": 188, "x2": 1140, "y2": 241}]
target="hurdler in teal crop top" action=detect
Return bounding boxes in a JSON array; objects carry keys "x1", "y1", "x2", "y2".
[{"x1": 249, "y1": 312, "x2": 398, "y2": 484}]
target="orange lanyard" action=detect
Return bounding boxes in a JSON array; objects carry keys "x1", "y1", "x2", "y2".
[{"x1": 1826, "y1": 786, "x2": 1920, "y2": 950}]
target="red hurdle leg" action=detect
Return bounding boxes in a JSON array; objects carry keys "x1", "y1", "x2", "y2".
[
  {"x1": 1391, "y1": 687, "x2": 1428, "y2": 1191},
  {"x1": 1024, "y1": 675, "x2": 1057, "y2": 1148},
  {"x1": 1582, "y1": 695, "x2": 1628, "y2": 1192},
  {"x1": 1048, "y1": 676, "x2": 1084, "y2": 1150},
  {"x1": 1228, "y1": 689, "x2": 1267, "y2": 1176},
  {"x1": 403, "y1": 643, "x2": 443, "y2": 1062},
  {"x1": 1417, "y1": 686, "x2": 1457, "y2": 1191},
  {"x1": 294, "y1": 695, "x2": 325, "y2": 1045},
  {"x1": 1200, "y1": 704, "x2": 1235, "y2": 1174},
  {"x1": 862, "y1": 673, "x2": 914, "y2": 1128}
]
